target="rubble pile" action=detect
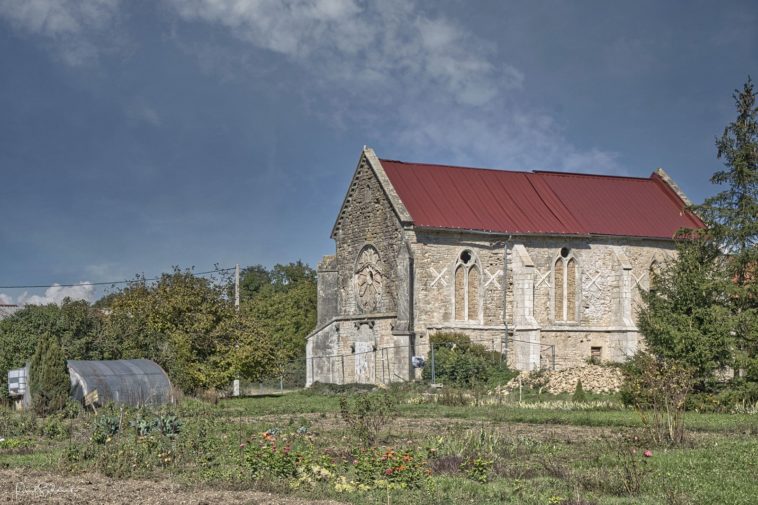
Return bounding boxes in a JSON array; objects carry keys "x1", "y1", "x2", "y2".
[{"x1": 500, "y1": 364, "x2": 623, "y2": 395}]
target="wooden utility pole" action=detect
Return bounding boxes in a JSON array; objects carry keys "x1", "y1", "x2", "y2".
[
  {"x1": 235, "y1": 263, "x2": 240, "y2": 312},
  {"x1": 233, "y1": 263, "x2": 241, "y2": 397}
]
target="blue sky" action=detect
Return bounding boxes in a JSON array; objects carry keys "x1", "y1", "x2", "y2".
[{"x1": 0, "y1": 0, "x2": 756, "y2": 304}]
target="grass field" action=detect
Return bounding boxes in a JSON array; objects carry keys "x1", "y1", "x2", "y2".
[{"x1": 1, "y1": 387, "x2": 756, "y2": 505}]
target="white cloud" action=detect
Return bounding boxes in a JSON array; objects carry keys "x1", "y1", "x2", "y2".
[
  {"x1": 165, "y1": 0, "x2": 618, "y2": 173},
  {"x1": 7, "y1": 283, "x2": 97, "y2": 306},
  {"x1": 0, "y1": 0, "x2": 121, "y2": 65},
  {"x1": 0, "y1": 0, "x2": 620, "y2": 172},
  {"x1": 165, "y1": 0, "x2": 520, "y2": 107}
]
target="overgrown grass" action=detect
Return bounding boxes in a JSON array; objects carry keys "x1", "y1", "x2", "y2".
[
  {"x1": 0, "y1": 387, "x2": 755, "y2": 505},
  {"x1": 215, "y1": 390, "x2": 756, "y2": 434}
]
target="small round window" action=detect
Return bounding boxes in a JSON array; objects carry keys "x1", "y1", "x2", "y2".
[
  {"x1": 560, "y1": 247, "x2": 570, "y2": 259},
  {"x1": 460, "y1": 250, "x2": 472, "y2": 264}
]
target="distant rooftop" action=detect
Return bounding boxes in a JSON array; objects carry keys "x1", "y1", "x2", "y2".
[{"x1": 0, "y1": 304, "x2": 21, "y2": 320}]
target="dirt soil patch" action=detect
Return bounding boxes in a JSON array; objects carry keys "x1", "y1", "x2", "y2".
[
  {"x1": 250, "y1": 413, "x2": 619, "y2": 442},
  {"x1": 0, "y1": 468, "x2": 346, "y2": 505}
]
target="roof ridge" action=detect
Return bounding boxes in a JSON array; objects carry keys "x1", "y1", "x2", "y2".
[
  {"x1": 381, "y1": 159, "x2": 653, "y2": 181},
  {"x1": 533, "y1": 170, "x2": 652, "y2": 181},
  {"x1": 379, "y1": 159, "x2": 529, "y2": 175}
]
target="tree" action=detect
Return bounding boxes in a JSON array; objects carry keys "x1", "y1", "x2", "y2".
[
  {"x1": 637, "y1": 235, "x2": 735, "y2": 387},
  {"x1": 244, "y1": 281, "x2": 317, "y2": 361},
  {"x1": 0, "y1": 300, "x2": 104, "y2": 404},
  {"x1": 99, "y1": 267, "x2": 291, "y2": 393},
  {"x1": 572, "y1": 379, "x2": 587, "y2": 402},
  {"x1": 238, "y1": 265, "x2": 272, "y2": 299},
  {"x1": 637, "y1": 78, "x2": 758, "y2": 402},
  {"x1": 698, "y1": 78, "x2": 758, "y2": 393},
  {"x1": 29, "y1": 333, "x2": 70, "y2": 416},
  {"x1": 238, "y1": 261, "x2": 317, "y2": 362},
  {"x1": 100, "y1": 269, "x2": 237, "y2": 392},
  {"x1": 214, "y1": 311, "x2": 287, "y2": 385},
  {"x1": 239, "y1": 261, "x2": 316, "y2": 299},
  {"x1": 700, "y1": 78, "x2": 758, "y2": 286},
  {"x1": 269, "y1": 261, "x2": 316, "y2": 292}
]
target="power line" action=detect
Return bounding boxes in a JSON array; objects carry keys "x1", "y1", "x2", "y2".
[{"x1": 0, "y1": 267, "x2": 237, "y2": 290}]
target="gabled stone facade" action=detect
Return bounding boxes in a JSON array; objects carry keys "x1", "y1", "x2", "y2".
[{"x1": 306, "y1": 148, "x2": 689, "y2": 385}]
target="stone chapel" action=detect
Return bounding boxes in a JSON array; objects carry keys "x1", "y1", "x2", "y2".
[{"x1": 306, "y1": 147, "x2": 703, "y2": 385}]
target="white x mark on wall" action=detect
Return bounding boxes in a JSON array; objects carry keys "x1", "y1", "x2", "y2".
[
  {"x1": 632, "y1": 272, "x2": 647, "y2": 290},
  {"x1": 429, "y1": 267, "x2": 448, "y2": 287},
  {"x1": 535, "y1": 269, "x2": 551, "y2": 288},
  {"x1": 484, "y1": 269, "x2": 502, "y2": 288},
  {"x1": 584, "y1": 273, "x2": 602, "y2": 291}
]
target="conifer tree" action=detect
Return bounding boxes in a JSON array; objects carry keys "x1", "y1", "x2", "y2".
[
  {"x1": 29, "y1": 333, "x2": 70, "y2": 416},
  {"x1": 572, "y1": 379, "x2": 587, "y2": 402},
  {"x1": 700, "y1": 78, "x2": 758, "y2": 286},
  {"x1": 638, "y1": 78, "x2": 757, "y2": 400},
  {"x1": 698, "y1": 78, "x2": 758, "y2": 392}
]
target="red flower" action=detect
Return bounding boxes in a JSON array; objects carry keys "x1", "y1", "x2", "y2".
[
  {"x1": 644, "y1": 450, "x2": 653, "y2": 458},
  {"x1": 385, "y1": 468, "x2": 393, "y2": 475}
]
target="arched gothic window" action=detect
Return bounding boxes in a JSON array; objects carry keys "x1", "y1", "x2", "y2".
[
  {"x1": 454, "y1": 250, "x2": 480, "y2": 321},
  {"x1": 554, "y1": 247, "x2": 577, "y2": 322}
]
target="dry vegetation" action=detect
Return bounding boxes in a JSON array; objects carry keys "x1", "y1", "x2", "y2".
[{"x1": 1, "y1": 384, "x2": 756, "y2": 505}]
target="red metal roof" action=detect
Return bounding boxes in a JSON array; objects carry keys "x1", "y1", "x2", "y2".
[{"x1": 380, "y1": 159, "x2": 703, "y2": 239}]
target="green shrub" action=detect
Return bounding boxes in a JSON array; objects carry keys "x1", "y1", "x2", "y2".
[
  {"x1": 0, "y1": 437, "x2": 34, "y2": 453},
  {"x1": 461, "y1": 456, "x2": 494, "y2": 483},
  {"x1": 0, "y1": 408, "x2": 37, "y2": 437},
  {"x1": 92, "y1": 414, "x2": 121, "y2": 444},
  {"x1": 339, "y1": 391, "x2": 397, "y2": 446},
  {"x1": 422, "y1": 332, "x2": 515, "y2": 387},
  {"x1": 621, "y1": 352, "x2": 693, "y2": 444},
  {"x1": 62, "y1": 399, "x2": 83, "y2": 419},
  {"x1": 41, "y1": 413, "x2": 68, "y2": 439}
]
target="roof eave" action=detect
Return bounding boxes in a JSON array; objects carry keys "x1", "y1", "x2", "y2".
[{"x1": 412, "y1": 224, "x2": 682, "y2": 242}]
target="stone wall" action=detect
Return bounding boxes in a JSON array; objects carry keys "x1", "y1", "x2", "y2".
[
  {"x1": 306, "y1": 316, "x2": 412, "y2": 386},
  {"x1": 333, "y1": 158, "x2": 404, "y2": 317},
  {"x1": 308, "y1": 153, "x2": 412, "y2": 386},
  {"x1": 316, "y1": 255, "x2": 338, "y2": 326},
  {"x1": 408, "y1": 230, "x2": 676, "y2": 369}
]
